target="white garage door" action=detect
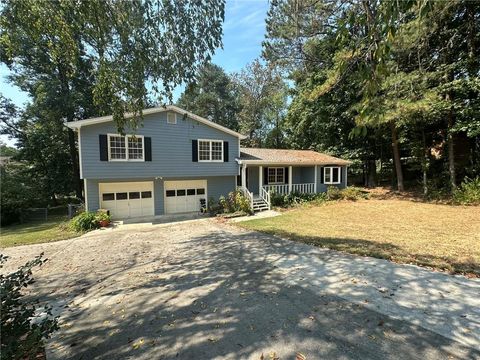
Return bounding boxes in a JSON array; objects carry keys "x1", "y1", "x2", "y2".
[
  {"x1": 99, "y1": 182, "x2": 154, "y2": 219},
  {"x1": 164, "y1": 180, "x2": 207, "y2": 214}
]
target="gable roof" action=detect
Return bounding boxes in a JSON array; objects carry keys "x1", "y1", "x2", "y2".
[
  {"x1": 238, "y1": 148, "x2": 351, "y2": 166},
  {"x1": 65, "y1": 105, "x2": 247, "y2": 139}
]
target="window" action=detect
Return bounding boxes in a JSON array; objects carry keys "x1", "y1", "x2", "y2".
[
  {"x1": 116, "y1": 192, "x2": 128, "y2": 200},
  {"x1": 196, "y1": 188, "x2": 205, "y2": 195},
  {"x1": 324, "y1": 166, "x2": 341, "y2": 184},
  {"x1": 109, "y1": 136, "x2": 126, "y2": 160},
  {"x1": 128, "y1": 137, "x2": 143, "y2": 160},
  {"x1": 141, "y1": 191, "x2": 152, "y2": 198},
  {"x1": 268, "y1": 167, "x2": 285, "y2": 184},
  {"x1": 177, "y1": 189, "x2": 186, "y2": 196},
  {"x1": 167, "y1": 112, "x2": 177, "y2": 124},
  {"x1": 108, "y1": 134, "x2": 144, "y2": 161},
  {"x1": 166, "y1": 190, "x2": 176, "y2": 197},
  {"x1": 102, "y1": 193, "x2": 115, "y2": 201},
  {"x1": 198, "y1": 140, "x2": 223, "y2": 162},
  {"x1": 187, "y1": 189, "x2": 196, "y2": 195},
  {"x1": 129, "y1": 192, "x2": 140, "y2": 199}
]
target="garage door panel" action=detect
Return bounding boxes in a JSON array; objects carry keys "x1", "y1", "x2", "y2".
[
  {"x1": 99, "y1": 182, "x2": 154, "y2": 219},
  {"x1": 164, "y1": 180, "x2": 207, "y2": 214}
]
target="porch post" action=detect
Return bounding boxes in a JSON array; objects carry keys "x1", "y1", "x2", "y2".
[
  {"x1": 314, "y1": 165, "x2": 317, "y2": 193},
  {"x1": 241, "y1": 164, "x2": 247, "y2": 188},
  {"x1": 259, "y1": 165, "x2": 263, "y2": 193},
  {"x1": 345, "y1": 166, "x2": 348, "y2": 187},
  {"x1": 288, "y1": 166, "x2": 292, "y2": 193}
]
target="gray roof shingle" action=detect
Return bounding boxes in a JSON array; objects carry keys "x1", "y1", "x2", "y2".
[{"x1": 239, "y1": 148, "x2": 351, "y2": 165}]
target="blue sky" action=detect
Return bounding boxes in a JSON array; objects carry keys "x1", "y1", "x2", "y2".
[{"x1": 0, "y1": 0, "x2": 269, "y2": 146}]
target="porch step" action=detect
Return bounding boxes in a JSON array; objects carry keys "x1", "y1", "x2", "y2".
[{"x1": 252, "y1": 198, "x2": 269, "y2": 212}]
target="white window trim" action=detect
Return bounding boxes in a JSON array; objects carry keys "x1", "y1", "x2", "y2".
[
  {"x1": 324, "y1": 166, "x2": 341, "y2": 185},
  {"x1": 267, "y1": 167, "x2": 285, "y2": 185},
  {"x1": 107, "y1": 134, "x2": 145, "y2": 162},
  {"x1": 198, "y1": 139, "x2": 224, "y2": 163},
  {"x1": 167, "y1": 112, "x2": 177, "y2": 124}
]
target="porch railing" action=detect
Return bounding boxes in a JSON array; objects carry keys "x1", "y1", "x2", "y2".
[
  {"x1": 259, "y1": 186, "x2": 271, "y2": 210},
  {"x1": 263, "y1": 183, "x2": 315, "y2": 195}
]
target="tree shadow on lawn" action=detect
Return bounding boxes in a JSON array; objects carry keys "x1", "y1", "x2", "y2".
[
  {"x1": 21, "y1": 228, "x2": 480, "y2": 359},
  {"x1": 253, "y1": 229, "x2": 480, "y2": 277}
]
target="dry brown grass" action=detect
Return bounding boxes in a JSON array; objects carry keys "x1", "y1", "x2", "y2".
[{"x1": 239, "y1": 199, "x2": 480, "y2": 276}]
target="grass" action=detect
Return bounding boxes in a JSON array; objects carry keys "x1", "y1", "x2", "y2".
[
  {"x1": 239, "y1": 199, "x2": 480, "y2": 276},
  {"x1": 0, "y1": 215, "x2": 78, "y2": 248}
]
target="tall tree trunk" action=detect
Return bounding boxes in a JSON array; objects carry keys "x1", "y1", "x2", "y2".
[
  {"x1": 390, "y1": 122, "x2": 404, "y2": 191},
  {"x1": 366, "y1": 159, "x2": 377, "y2": 188},
  {"x1": 445, "y1": 94, "x2": 457, "y2": 190},
  {"x1": 422, "y1": 129, "x2": 428, "y2": 197}
]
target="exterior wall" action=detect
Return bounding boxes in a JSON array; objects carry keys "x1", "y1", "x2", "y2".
[
  {"x1": 316, "y1": 165, "x2": 347, "y2": 192},
  {"x1": 244, "y1": 165, "x2": 348, "y2": 194},
  {"x1": 85, "y1": 175, "x2": 236, "y2": 215},
  {"x1": 80, "y1": 112, "x2": 240, "y2": 179}
]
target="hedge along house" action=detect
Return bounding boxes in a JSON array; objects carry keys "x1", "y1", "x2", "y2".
[{"x1": 66, "y1": 105, "x2": 351, "y2": 219}]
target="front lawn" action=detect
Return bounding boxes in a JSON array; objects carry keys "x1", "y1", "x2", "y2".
[
  {"x1": 0, "y1": 215, "x2": 78, "y2": 248},
  {"x1": 239, "y1": 199, "x2": 480, "y2": 276}
]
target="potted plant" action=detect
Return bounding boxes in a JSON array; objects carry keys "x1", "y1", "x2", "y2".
[{"x1": 96, "y1": 211, "x2": 111, "y2": 227}]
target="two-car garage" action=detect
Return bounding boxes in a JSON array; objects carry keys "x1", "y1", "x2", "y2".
[{"x1": 98, "y1": 180, "x2": 207, "y2": 219}]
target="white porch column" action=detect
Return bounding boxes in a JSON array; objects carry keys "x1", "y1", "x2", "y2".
[
  {"x1": 241, "y1": 164, "x2": 247, "y2": 188},
  {"x1": 345, "y1": 166, "x2": 348, "y2": 187},
  {"x1": 288, "y1": 166, "x2": 293, "y2": 193},
  {"x1": 259, "y1": 165, "x2": 263, "y2": 193},
  {"x1": 314, "y1": 165, "x2": 317, "y2": 193}
]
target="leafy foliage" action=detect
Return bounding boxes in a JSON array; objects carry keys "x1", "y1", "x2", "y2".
[
  {"x1": 0, "y1": 253, "x2": 59, "y2": 359},
  {"x1": 453, "y1": 177, "x2": 480, "y2": 205},
  {"x1": 270, "y1": 191, "x2": 327, "y2": 207},
  {"x1": 218, "y1": 190, "x2": 252, "y2": 215},
  {"x1": 69, "y1": 211, "x2": 110, "y2": 232},
  {"x1": 177, "y1": 63, "x2": 241, "y2": 130}
]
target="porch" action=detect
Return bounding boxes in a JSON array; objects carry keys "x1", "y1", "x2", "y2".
[{"x1": 237, "y1": 164, "x2": 320, "y2": 212}]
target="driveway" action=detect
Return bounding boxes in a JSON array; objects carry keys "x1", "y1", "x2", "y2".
[{"x1": 2, "y1": 219, "x2": 479, "y2": 359}]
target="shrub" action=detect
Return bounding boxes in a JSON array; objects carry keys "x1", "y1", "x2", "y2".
[
  {"x1": 326, "y1": 186, "x2": 342, "y2": 200},
  {"x1": 453, "y1": 177, "x2": 480, "y2": 205},
  {"x1": 270, "y1": 191, "x2": 327, "y2": 208},
  {"x1": 340, "y1": 186, "x2": 369, "y2": 201},
  {"x1": 219, "y1": 190, "x2": 252, "y2": 214},
  {"x1": 0, "y1": 254, "x2": 59, "y2": 359},
  {"x1": 69, "y1": 211, "x2": 101, "y2": 232}
]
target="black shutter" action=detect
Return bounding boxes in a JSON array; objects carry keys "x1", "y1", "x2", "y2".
[
  {"x1": 99, "y1": 134, "x2": 108, "y2": 161},
  {"x1": 320, "y1": 166, "x2": 324, "y2": 184},
  {"x1": 284, "y1": 167, "x2": 289, "y2": 184},
  {"x1": 192, "y1": 140, "x2": 198, "y2": 162},
  {"x1": 223, "y1": 141, "x2": 229, "y2": 162},
  {"x1": 144, "y1": 137, "x2": 152, "y2": 161},
  {"x1": 264, "y1": 167, "x2": 268, "y2": 185}
]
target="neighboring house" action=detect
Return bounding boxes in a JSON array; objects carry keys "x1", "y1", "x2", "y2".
[{"x1": 66, "y1": 105, "x2": 350, "y2": 219}]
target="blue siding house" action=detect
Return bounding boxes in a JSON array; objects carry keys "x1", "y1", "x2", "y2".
[{"x1": 67, "y1": 105, "x2": 350, "y2": 219}]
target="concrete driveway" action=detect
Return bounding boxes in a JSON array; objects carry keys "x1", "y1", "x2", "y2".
[{"x1": 2, "y1": 218, "x2": 479, "y2": 359}]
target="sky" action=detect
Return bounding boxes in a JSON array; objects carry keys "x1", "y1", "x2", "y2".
[{"x1": 0, "y1": 0, "x2": 270, "y2": 146}]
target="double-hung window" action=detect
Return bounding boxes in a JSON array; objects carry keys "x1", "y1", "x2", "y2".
[
  {"x1": 324, "y1": 166, "x2": 341, "y2": 184},
  {"x1": 108, "y1": 134, "x2": 144, "y2": 161},
  {"x1": 198, "y1": 140, "x2": 223, "y2": 162},
  {"x1": 268, "y1": 167, "x2": 285, "y2": 184}
]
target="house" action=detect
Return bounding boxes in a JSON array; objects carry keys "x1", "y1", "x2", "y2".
[{"x1": 66, "y1": 105, "x2": 350, "y2": 219}]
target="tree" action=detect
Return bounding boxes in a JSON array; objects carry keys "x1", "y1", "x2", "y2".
[
  {"x1": 233, "y1": 59, "x2": 287, "y2": 147},
  {"x1": 1, "y1": 0, "x2": 225, "y2": 198},
  {"x1": 177, "y1": 63, "x2": 240, "y2": 130}
]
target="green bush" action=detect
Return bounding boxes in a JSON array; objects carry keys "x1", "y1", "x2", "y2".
[
  {"x1": 453, "y1": 177, "x2": 480, "y2": 205},
  {"x1": 270, "y1": 191, "x2": 327, "y2": 208},
  {"x1": 0, "y1": 254, "x2": 59, "y2": 359},
  {"x1": 69, "y1": 211, "x2": 101, "y2": 232},
  {"x1": 340, "y1": 186, "x2": 369, "y2": 201},
  {"x1": 326, "y1": 186, "x2": 342, "y2": 200},
  {"x1": 219, "y1": 190, "x2": 252, "y2": 214}
]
